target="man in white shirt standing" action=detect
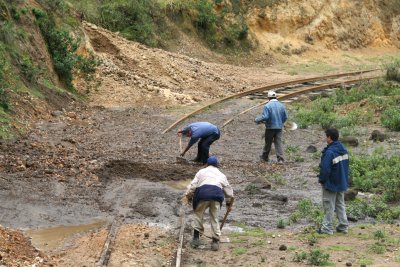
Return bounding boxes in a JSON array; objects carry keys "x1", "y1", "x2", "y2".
[{"x1": 184, "y1": 156, "x2": 234, "y2": 251}]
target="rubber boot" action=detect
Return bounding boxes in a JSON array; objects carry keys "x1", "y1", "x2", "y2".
[
  {"x1": 211, "y1": 238, "x2": 219, "y2": 251},
  {"x1": 260, "y1": 152, "x2": 269, "y2": 162},
  {"x1": 191, "y1": 230, "x2": 200, "y2": 248}
]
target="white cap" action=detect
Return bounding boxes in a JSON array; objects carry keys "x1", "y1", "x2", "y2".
[{"x1": 267, "y1": 91, "x2": 276, "y2": 98}]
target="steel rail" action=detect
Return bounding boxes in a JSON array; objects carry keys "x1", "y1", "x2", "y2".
[
  {"x1": 161, "y1": 69, "x2": 380, "y2": 134},
  {"x1": 222, "y1": 76, "x2": 381, "y2": 128}
]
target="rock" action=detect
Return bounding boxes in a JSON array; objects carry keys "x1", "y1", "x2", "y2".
[
  {"x1": 306, "y1": 145, "x2": 317, "y2": 153},
  {"x1": 370, "y1": 130, "x2": 385, "y2": 142},
  {"x1": 66, "y1": 112, "x2": 77, "y2": 119},
  {"x1": 360, "y1": 265, "x2": 367, "y2": 267},
  {"x1": 271, "y1": 195, "x2": 288, "y2": 203},
  {"x1": 279, "y1": 244, "x2": 287, "y2": 251},
  {"x1": 346, "y1": 262, "x2": 352, "y2": 266},
  {"x1": 345, "y1": 189, "x2": 358, "y2": 201},
  {"x1": 51, "y1": 110, "x2": 63, "y2": 117},
  {"x1": 144, "y1": 233, "x2": 149, "y2": 239},
  {"x1": 252, "y1": 202, "x2": 262, "y2": 208},
  {"x1": 340, "y1": 136, "x2": 359, "y2": 147}
]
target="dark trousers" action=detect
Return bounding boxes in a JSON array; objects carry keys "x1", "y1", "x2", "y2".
[
  {"x1": 197, "y1": 132, "x2": 220, "y2": 163},
  {"x1": 262, "y1": 129, "x2": 284, "y2": 161}
]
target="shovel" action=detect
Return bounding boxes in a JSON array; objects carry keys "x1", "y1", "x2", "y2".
[
  {"x1": 176, "y1": 136, "x2": 187, "y2": 163},
  {"x1": 284, "y1": 121, "x2": 298, "y2": 131}
]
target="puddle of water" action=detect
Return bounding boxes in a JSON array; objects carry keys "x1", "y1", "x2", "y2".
[
  {"x1": 164, "y1": 179, "x2": 191, "y2": 190},
  {"x1": 26, "y1": 220, "x2": 107, "y2": 250}
]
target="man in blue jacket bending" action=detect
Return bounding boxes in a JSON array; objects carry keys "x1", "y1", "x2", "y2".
[
  {"x1": 255, "y1": 91, "x2": 288, "y2": 162},
  {"x1": 318, "y1": 128, "x2": 349, "y2": 234},
  {"x1": 178, "y1": 122, "x2": 220, "y2": 164}
]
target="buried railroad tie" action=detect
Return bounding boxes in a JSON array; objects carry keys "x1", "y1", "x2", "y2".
[
  {"x1": 176, "y1": 206, "x2": 186, "y2": 267},
  {"x1": 96, "y1": 217, "x2": 121, "y2": 267}
]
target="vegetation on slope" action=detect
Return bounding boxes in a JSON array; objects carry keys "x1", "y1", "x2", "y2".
[
  {"x1": 0, "y1": 0, "x2": 98, "y2": 138},
  {"x1": 69, "y1": 0, "x2": 253, "y2": 53}
]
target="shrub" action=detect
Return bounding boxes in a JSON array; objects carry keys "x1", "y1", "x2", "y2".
[
  {"x1": 381, "y1": 106, "x2": 400, "y2": 131},
  {"x1": 0, "y1": 45, "x2": 9, "y2": 110},
  {"x1": 194, "y1": 0, "x2": 217, "y2": 31},
  {"x1": 97, "y1": 0, "x2": 163, "y2": 47},
  {"x1": 276, "y1": 218, "x2": 286, "y2": 229},
  {"x1": 307, "y1": 249, "x2": 330, "y2": 266},
  {"x1": 33, "y1": 8, "x2": 98, "y2": 89},
  {"x1": 350, "y1": 150, "x2": 400, "y2": 201},
  {"x1": 385, "y1": 60, "x2": 400, "y2": 82}
]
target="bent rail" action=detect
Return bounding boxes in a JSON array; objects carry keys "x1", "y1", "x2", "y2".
[
  {"x1": 222, "y1": 76, "x2": 381, "y2": 127},
  {"x1": 162, "y1": 69, "x2": 380, "y2": 134}
]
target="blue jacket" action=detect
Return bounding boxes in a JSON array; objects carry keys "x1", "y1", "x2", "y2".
[
  {"x1": 319, "y1": 141, "x2": 349, "y2": 192},
  {"x1": 182, "y1": 122, "x2": 220, "y2": 148},
  {"x1": 192, "y1": 185, "x2": 225, "y2": 210},
  {"x1": 255, "y1": 100, "x2": 288, "y2": 129}
]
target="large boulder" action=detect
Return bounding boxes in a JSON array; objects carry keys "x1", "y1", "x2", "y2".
[{"x1": 370, "y1": 130, "x2": 385, "y2": 142}]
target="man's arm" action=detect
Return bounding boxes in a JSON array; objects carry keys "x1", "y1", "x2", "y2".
[
  {"x1": 255, "y1": 106, "x2": 270, "y2": 124},
  {"x1": 319, "y1": 151, "x2": 333, "y2": 184}
]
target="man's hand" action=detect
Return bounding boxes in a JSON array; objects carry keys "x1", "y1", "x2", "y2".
[
  {"x1": 226, "y1": 202, "x2": 233, "y2": 212},
  {"x1": 180, "y1": 151, "x2": 185, "y2": 157},
  {"x1": 181, "y1": 195, "x2": 191, "y2": 205}
]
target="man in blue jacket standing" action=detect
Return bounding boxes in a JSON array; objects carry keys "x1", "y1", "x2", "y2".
[
  {"x1": 178, "y1": 122, "x2": 220, "y2": 164},
  {"x1": 255, "y1": 91, "x2": 288, "y2": 162},
  {"x1": 318, "y1": 128, "x2": 349, "y2": 234}
]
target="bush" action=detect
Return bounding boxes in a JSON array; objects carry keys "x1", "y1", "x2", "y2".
[
  {"x1": 350, "y1": 150, "x2": 400, "y2": 201},
  {"x1": 385, "y1": 60, "x2": 400, "y2": 82},
  {"x1": 381, "y1": 106, "x2": 400, "y2": 131},
  {"x1": 307, "y1": 249, "x2": 330, "y2": 266},
  {"x1": 0, "y1": 45, "x2": 9, "y2": 110},
  {"x1": 194, "y1": 0, "x2": 217, "y2": 31},
  {"x1": 97, "y1": 0, "x2": 163, "y2": 47},
  {"x1": 33, "y1": 8, "x2": 98, "y2": 89}
]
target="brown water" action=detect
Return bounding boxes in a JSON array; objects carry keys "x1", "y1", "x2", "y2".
[{"x1": 26, "y1": 220, "x2": 107, "y2": 250}]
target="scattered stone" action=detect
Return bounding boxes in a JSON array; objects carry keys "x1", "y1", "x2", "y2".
[
  {"x1": 370, "y1": 130, "x2": 385, "y2": 142},
  {"x1": 346, "y1": 262, "x2": 352, "y2": 266},
  {"x1": 360, "y1": 265, "x2": 367, "y2": 267},
  {"x1": 144, "y1": 233, "x2": 149, "y2": 239},
  {"x1": 51, "y1": 110, "x2": 63, "y2": 117},
  {"x1": 252, "y1": 202, "x2": 262, "y2": 208},
  {"x1": 345, "y1": 189, "x2": 358, "y2": 201},
  {"x1": 306, "y1": 145, "x2": 317, "y2": 153},
  {"x1": 279, "y1": 244, "x2": 287, "y2": 251},
  {"x1": 340, "y1": 136, "x2": 359, "y2": 147}
]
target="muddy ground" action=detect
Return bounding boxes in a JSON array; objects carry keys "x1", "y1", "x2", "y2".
[
  {"x1": 1, "y1": 21, "x2": 400, "y2": 266},
  {"x1": 1, "y1": 95, "x2": 399, "y2": 266}
]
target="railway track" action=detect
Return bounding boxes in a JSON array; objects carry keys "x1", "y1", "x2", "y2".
[
  {"x1": 162, "y1": 69, "x2": 382, "y2": 134},
  {"x1": 97, "y1": 70, "x2": 383, "y2": 267}
]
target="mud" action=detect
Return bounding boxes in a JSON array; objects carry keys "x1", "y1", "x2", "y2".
[{"x1": 2, "y1": 96, "x2": 398, "y2": 232}]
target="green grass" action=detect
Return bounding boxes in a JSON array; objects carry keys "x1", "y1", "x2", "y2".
[
  {"x1": 327, "y1": 245, "x2": 353, "y2": 252},
  {"x1": 229, "y1": 225, "x2": 269, "y2": 238},
  {"x1": 357, "y1": 258, "x2": 373, "y2": 265},
  {"x1": 232, "y1": 247, "x2": 247, "y2": 255}
]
